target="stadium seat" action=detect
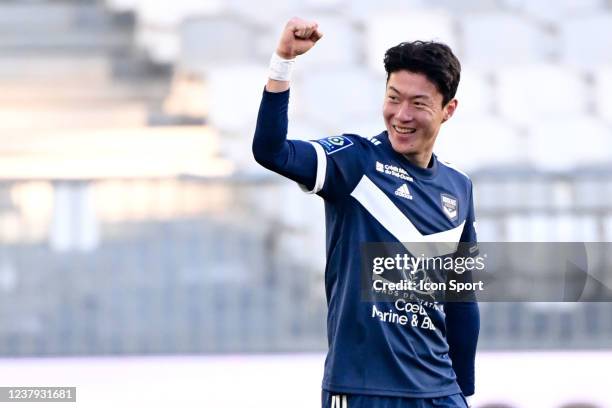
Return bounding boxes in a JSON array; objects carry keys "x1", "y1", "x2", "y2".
[
  {"x1": 435, "y1": 117, "x2": 524, "y2": 172},
  {"x1": 135, "y1": 26, "x2": 180, "y2": 64},
  {"x1": 459, "y1": 14, "x2": 550, "y2": 67},
  {"x1": 346, "y1": 0, "x2": 429, "y2": 22},
  {"x1": 496, "y1": 64, "x2": 588, "y2": 125},
  {"x1": 250, "y1": 14, "x2": 359, "y2": 64},
  {"x1": 472, "y1": 216, "x2": 501, "y2": 242},
  {"x1": 290, "y1": 66, "x2": 385, "y2": 136},
  {"x1": 363, "y1": 10, "x2": 456, "y2": 75},
  {"x1": 560, "y1": 14, "x2": 612, "y2": 69},
  {"x1": 104, "y1": 0, "x2": 143, "y2": 13},
  {"x1": 505, "y1": 214, "x2": 598, "y2": 242},
  {"x1": 424, "y1": 0, "x2": 503, "y2": 13},
  {"x1": 132, "y1": 2, "x2": 225, "y2": 64},
  {"x1": 340, "y1": 118, "x2": 386, "y2": 140},
  {"x1": 604, "y1": 216, "x2": 612, "y2": 242},
  {"x1": 204, "y1": 64, "x2": 267, "y2": 134},
  {"x1": 286, "y1": 120, "x2": 326, "y2": 142},
  {"x1": 179, "y1": 16, "x2": 256, "y2": 73},
  {"x1": 135, "y1": 1, "x2": 223, "y2": 27},
  {"x1": 224, "y1": 0, "x2": 302, "y2": 26},
  {"x1": 473, "y1": 178, "x2": 559, "y2": 213},
  {"x1": 472, "y1": 181, "x2": 499, "y2": 210},
  {"x1": 453, "y1": 67, "x2": 495, "y2": 118},
  {"x1": 50, "y1": 183, "x2": 99, "y2": 252},
  {"x1": 291, "y1": 15, "x2": 361, "y2": 70},
  {"x1": 506, "y1": 214, "x2": 556, "y2": 241},
  {"x1": 480, "y1": 177, "x2": 564, "y2": 212},
  {"x1": 302, "y1": 0, "x2": 347, "y2": 10},
  {"x1": 593, "y1": 67, "x2": 612, "y2": 124},
  {"x1": 573, "y1": 179, "x2": 610, "y2": 210},
  {"x1": 0, "y1": 104, "x2": 148, "y2": 130},
  {"x1": 500, "y1": 0, "x2": 606, "y2": 24},
  {"x1": 293, "y1": 68, "x2": 384, "y2": 131},
  {"x1": 275, "y1": 183, "x2": 320, "y2": 230},
  {"x1": 526, "y1": 117, "x2": 612, "y2": 172},
  {"x1": 555, "y1": 215, "x2": 600, "y2": 242}
]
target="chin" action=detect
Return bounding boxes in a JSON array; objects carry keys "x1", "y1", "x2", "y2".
[{"x1": 389, "y1": 139, "x2": 417, "y2": 155}]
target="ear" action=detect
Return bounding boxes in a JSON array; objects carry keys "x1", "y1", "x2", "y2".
[{"x1": 441, "y1": 98, "x2": 458, "y2": 123}]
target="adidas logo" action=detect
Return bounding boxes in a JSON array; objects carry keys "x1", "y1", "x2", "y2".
[{"x1": 394, "y1": 183, "x2": 413, "y2": 200}]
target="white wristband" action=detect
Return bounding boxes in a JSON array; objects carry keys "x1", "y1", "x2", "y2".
[
  {"x1": 269, "y1": 52, "x2": 295, "y2": 82},
  {"x1": 465, "y1": 395, "x2": 473, "y2": 407}
]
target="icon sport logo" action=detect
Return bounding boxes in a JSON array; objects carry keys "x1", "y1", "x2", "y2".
[
  {"x1": 394, "y1": 183, "x2": 413, "y2": 200},
  {"x1": 440, "y1": 193, "x2": 458, "y2": 221}
]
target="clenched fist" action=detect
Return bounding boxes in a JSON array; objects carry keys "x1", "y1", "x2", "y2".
[{"x1": 276, "y1": 17, "x2": 323, "y2": 59}]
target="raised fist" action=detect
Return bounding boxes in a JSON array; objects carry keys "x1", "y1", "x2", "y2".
[{"x1": 276, "y1": 17, "x2": 323, "y2": 59}]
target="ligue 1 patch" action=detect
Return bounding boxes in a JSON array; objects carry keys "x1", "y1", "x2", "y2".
[
  {"x1": 316, "y1": 136, "x2": 354, "y2": 155},
  {"x1": 440, "y1": 193, "x2": 458, "y2": 221}
]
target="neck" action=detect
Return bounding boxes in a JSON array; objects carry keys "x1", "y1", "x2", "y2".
[{"x1": 402, "y1": 151, "x2": 433, "y2": 169}]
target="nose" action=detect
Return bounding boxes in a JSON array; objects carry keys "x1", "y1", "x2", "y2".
[{"x1": 395, "y1": 102, "x2": 414, "y2": 123}]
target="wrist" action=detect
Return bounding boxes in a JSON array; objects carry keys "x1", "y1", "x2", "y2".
[
  {"x1": 275, "y1": 49, "x2": 294, "y2": 60},
  {"x1": 269, "y1": 52, "x2": 296, "y2": 82}
]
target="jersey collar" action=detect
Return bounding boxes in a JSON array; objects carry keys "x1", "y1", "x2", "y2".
[{"x1": 380, "y1": 131, "x2": 438, "y2": 180}]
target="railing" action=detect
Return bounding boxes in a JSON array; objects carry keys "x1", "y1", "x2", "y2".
[{"x1": 1, "y1": 170, "x2": 611, "y2": 356}]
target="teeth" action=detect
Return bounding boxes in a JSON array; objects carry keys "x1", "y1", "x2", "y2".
[{"x1": 393, "y1": 125, "x2": 416, "y2": 134}]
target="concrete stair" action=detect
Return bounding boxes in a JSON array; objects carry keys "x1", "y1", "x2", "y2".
[{"x1": 0, "y1": 0, "x2": 173, "y2": 133}]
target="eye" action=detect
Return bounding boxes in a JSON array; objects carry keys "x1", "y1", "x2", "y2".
[{"x1": 388, "y1": 95, "x2": 399, "y2": 103}]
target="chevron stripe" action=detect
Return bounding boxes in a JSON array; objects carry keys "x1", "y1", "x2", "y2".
[{"x1": 350, "y1": 175, "x2": 464, "y2": 257}]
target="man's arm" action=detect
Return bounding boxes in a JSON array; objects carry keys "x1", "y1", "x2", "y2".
[
  {"x1": 446, "y1": 183, "x2": 479, "y2": 404},
  {"x1": 265, "y1": 18, "x2": 322, "y2": 93},
  {"x1": 445, "y1": 301, "x2": 479, "y2": 400},
  {"x1": 252, "y1": 18, "x2": 323, "y2": 189}
]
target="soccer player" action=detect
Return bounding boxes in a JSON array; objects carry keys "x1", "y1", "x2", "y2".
[{"x1": 253, "y1": 17, "x2": 479, "y2": 408}]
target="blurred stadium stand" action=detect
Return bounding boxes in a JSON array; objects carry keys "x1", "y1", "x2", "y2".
[{"x1": 1, "y1": 0, "x2": 612, "y2": 363}]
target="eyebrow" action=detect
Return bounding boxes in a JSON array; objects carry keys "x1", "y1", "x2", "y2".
[{"x1": 387, "y1": 86, "x2": 432, "y2": 101}]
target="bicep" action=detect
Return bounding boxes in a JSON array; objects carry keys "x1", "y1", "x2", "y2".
[{"x1": 256, "y1": 140, "x2": 319, "y2": 191}]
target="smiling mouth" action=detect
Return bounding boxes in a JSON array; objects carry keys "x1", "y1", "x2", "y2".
[{"x1": 392, "y1": 125, "x2": 416, "y2": 134}]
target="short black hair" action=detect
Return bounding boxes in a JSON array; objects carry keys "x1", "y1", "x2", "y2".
[{"x1": 384, "y1": 41, "x2": 461, "y2": 106}]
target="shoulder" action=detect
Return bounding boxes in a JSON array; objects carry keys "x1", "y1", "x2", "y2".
[
  {"x1": 344, "y1": 132, "x2": 384, "y2": 147},
  {"x1": 437, "y1": 156, "x2": 473, "y2": 187},
  {"x1": 311, "y1": 132, "x2": 383, "y2": 157},
  {"x1": 343, "y1": 132, "x2": 385, "y2": 149}
]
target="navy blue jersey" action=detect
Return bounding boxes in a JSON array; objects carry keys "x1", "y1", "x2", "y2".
[
  {"x1": 306, "y1": 133, "x2": 476, "y2": 397},
  {"x1": 253, "y1": 89, "x2": 478, "y2": 399}
]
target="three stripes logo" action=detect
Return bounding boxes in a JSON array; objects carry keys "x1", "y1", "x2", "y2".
[
  {"x1": 394, "y1": 183, "x2": 413, "y2": 200},
  {"x1": 330, "y1": 395, "x2": 348, "y2": 408}
]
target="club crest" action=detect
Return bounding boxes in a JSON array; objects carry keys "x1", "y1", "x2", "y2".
[{"x1": 440, "y1": 193, "x2": 458, "y2": 221}]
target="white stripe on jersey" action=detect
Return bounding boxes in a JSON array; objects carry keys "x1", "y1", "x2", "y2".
[
  {"x1": 299, "y1": 141, "x2": 327, "y2": 194},
  {"x1": 350, "y1": 175, "x2": 464, "y2": 257}
]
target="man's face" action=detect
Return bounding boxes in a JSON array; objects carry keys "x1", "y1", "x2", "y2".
[{"x1": 383, "y1": 70, "x2": 457, "y2": 164}]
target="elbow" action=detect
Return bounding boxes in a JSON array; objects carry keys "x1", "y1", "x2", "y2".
[
  {"x1": 252, "y1": 138, "x2": 277, "y2": 170},
  {"x1": 252, "y1": 139, "x2": 270, "y2": 168}
]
